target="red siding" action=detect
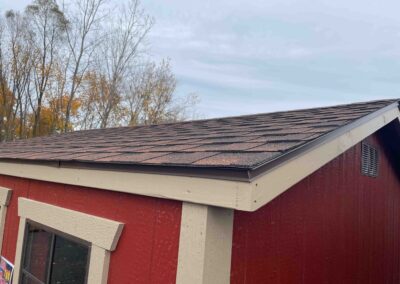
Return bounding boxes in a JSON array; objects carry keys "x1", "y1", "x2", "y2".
[
  {"x1": 0, "y1": 176, "x2": 182, "y2": 284},
  {"x1": 231, "y1": 131, "x2": 400, "y2": 283}
]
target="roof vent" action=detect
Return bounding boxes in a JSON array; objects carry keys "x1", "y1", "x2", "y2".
[{"x1": 361, "y1": 142, "x2": 379, "y2": 177}]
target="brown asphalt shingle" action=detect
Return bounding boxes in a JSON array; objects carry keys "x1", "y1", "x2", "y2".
[
  {"x1": 246, "y1": 142, "x2": 303, "y2": 152},
  {"x1": 185, "y1": 143, "x2": 264, "y2": 152},
  {"x1": 0, "y1": 99, "x2": 397, "y2": 169},
  {"x1": 96, "y1": 152, "x2": 169, "y2": 163},
  {"x1": 142, "y1": 152, "x2": 219, "y2": 165},
  {"x1": 193, "y1": 152, "x2": 281, "y2": 167}
]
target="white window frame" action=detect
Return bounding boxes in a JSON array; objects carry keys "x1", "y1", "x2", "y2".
[
  {"x1": 0, "y1": 186, "x2": 12, "y2": 255},
  {"x1": 13, "y1": 198, "x2": 124, "y2": 284}
]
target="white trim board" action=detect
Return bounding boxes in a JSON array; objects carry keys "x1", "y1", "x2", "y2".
[
  {"x1": 0, "y1": 187, "x2": 12, "y2": 206},
  {"x1": 18, "y1": 198, "x2": 123, "y2": 250},
  {"x1": 0, "y1": 106, "x2": 398, "y2": 212},
  {"x1": 0, "y1": 187, "x2": 11, "y2": 255},
  {"x1": 0, "y1": 162, "x2": 252, "y2": 210},
  {"x1": 176, "y1": 202, "x2": 233, "y2": 284}
]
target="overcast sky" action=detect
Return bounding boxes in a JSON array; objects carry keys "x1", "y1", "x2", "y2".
[{"x1": 2, "y1": 0, "x2": 400, "y2": 118}]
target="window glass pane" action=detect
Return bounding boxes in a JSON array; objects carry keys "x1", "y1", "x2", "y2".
[
  {"x1": 23, "y1": 224, "x2": 52, "y2": 282},
  {"x1": 21, "y1": 273, "x2": 44, "y2": 284},
  {"x1": 49, "y1": 235, "x2": 89, "y2": 284}
]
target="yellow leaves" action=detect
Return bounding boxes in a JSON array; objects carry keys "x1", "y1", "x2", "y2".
[
  {"x1": 0, "y1": 80, "x2": 18, "y2": 140},
  {"x1": 48, "y1": 95, "x2": 81, "y2": 133},
  {"x1": 24, "y1": 95, "x2": 82, "y2": 137},
  {"x1": 0, "y1": 83, "x2": 13, "y2": 110},
  {"x1": 0, "y1": 74, "x2": 82, "y2": 138}
]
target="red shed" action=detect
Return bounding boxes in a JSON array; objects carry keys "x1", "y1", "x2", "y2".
[{"x1": 0, "y1": 99, "x2": 399, "y2": 284}]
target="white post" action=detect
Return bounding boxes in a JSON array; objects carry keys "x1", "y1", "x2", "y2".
[{"x1": 176, "y1": 202, "x2": 234, "y2": 284}]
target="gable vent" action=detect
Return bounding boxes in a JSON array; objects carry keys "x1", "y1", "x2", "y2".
[{"x1": 361, "y1": 142, "x2": 379, "y2": 177}]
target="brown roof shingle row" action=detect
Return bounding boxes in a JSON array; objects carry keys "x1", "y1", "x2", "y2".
[{"x1": 0, "y1": 99, "x2": 397, "y2": 169}]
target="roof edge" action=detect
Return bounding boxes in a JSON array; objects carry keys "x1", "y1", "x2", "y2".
[
  {"x1": 0, "y1": 101, "x2": 397, "y2": 212},
  {"x1": 0, "y1": 158, "x2": 253, "y2": 182},
  {"x1": 0, "y1": 160, "x2": 255, "y2": 210},
  {"x1": 248, "y1": 101, "x2": 400, "y2": 180},
  {"x1": 250, "y1": 101, "x2": 400, "y2": 211}
]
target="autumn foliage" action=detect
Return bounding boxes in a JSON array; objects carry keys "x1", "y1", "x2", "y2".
[{"x1": 0, "y1": 0, "x2": 198, "y2": 141}]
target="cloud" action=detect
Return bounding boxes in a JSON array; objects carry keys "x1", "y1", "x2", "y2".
[
  {"x1": 142, "y1": 0, "x2": 400, "y2": 117},
  {"x1": 5, "y1": 0, "x2": 400, "y2": 118}
]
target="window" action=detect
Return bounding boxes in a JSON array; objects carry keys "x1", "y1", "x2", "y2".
[
  {"x1": 21, "y1": 223, "x2": 89, "y2": 284},
  {"x1": 14, "y1": 198, "x2": 124, "y2": 284}
]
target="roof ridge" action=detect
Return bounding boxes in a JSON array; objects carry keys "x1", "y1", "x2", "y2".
[{"x1": 124, "y1": 98, "x2": 396, "y2": 127}]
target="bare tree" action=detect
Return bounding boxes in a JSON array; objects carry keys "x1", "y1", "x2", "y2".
[
  {"x1": 0, "y1": 19, "x2": 10, "y2": 141},
  {"x1": 62, "y1": 0, "x2": 107, "y2": 131},
  {"x1": 4, "y1": 11, "x2": 34, "y2": 139},
  {"x1": 94, "y1": 0, "x2": 153, "y2": 128},
  {"x1": 25, "y1": 0, "x2": 68, "y2": 136},
  {"x1": 0, "y1": 0, "x2": 199, "y2": 140},
  {"x1": 126, "y1": 59, "x2": 176, "y2": 125}
]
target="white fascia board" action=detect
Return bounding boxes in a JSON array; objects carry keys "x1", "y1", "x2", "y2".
[{"x1": 0, "y1": 162, "x2": 253, "y2": 210}]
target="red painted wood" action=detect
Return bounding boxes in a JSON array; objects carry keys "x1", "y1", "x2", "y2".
[
  {"x1": 231, "y1": 131, "x2": 400, "y2": 284},
  {"x1": 0, "y1": 176, "x2": 182, "y2": 284}
]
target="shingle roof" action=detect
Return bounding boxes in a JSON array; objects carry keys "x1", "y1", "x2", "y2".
[{"x1": 0, "y1": 99, "x2": 398, "y2": 179}]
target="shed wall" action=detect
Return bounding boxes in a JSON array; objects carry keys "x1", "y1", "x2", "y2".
[
  {"x1": 231, "y1": 131, "x2": 400, "y2": 283},
  {"x1": 0, "y1": 175, "x2": 182, "y2": 284}
]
